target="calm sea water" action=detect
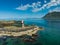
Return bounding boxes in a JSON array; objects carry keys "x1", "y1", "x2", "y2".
[
  {"x1": 0, "y1": 19, "x2": 60, "y2": 45},
  {"x1": 24, "y1": 19, "x2": 60, "y2": 45}
]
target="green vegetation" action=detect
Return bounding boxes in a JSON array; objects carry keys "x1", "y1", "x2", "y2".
[
  {"x1": 0, "y1": 20, "x2": 21, "y2": 28},
  {"x1": 0, "y1": 20, "x2": 32, "y2": 28},
  {"x1": 43, "y1": 12, "x2": 60, "y2": 20},
  {"x1": 0, "y1": 20, "x2": 21, "y2": 27}
]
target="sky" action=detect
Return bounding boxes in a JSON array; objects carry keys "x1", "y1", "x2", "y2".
[{"x1": 0, "y1": 0, "x2": 60, "y2": 19}]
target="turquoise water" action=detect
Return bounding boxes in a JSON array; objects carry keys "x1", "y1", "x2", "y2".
[
  {"x1": 24, "y1": 19, "x2": 60, "y2": 45},
  {"x1": 0, "y1": 19, "x2": 60, "y2": 45}
]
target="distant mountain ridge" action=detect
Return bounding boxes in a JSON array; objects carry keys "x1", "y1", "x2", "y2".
[{"x1": 43, "y1": 12, "x2": 60, "y2": 20}]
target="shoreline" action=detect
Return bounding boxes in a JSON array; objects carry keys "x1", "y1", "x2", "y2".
[{"x1": 0, "y1": 26, "x2": 43, "y2": 36}]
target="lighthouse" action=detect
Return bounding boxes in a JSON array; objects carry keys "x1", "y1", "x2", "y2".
[{"x1": 21, "y1": 20, "x2": 24, "y2": 28}]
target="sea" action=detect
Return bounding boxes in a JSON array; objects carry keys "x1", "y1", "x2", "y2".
[{"x1": 0, "y1": 18, "x2": 60, "y2": 45}]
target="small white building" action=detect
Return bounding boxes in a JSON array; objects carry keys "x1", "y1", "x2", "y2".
[{"x1": 21, "y1": 20, "x2": 24, "y2": 28}]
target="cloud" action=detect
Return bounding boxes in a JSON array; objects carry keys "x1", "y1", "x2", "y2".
[
  {"x1": 46, "y1": 0, "x2": 60, "y2": 8},
  {"x1": 16, "y1": 1, "x2": 41, "y2": 10},
  {"x1": 16, "y1": 0, "x2": 60, "y2": 12},
  {"x1": 32, "y1": 0, "x2": 60, "y2": 12},
  {"x1": 16, "y1": 4, "x2": 31, "y2": 10},
  {"x1": 32, "y1": 5, "x2": 46, "y2": 12},
  {"x1": 49, "y1": 7, "x2": 60, "y2": 12},
  {"x1": 54, "y1": 7, "x2": 60, "y2": 12},
  {"x1": 16, "y1": 1, "x2": 41, "y2": 11},
  {"x1": 44, "y1": 0, "x2": 47, "y2": 3}
]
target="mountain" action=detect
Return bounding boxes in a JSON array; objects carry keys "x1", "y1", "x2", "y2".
[{"x1": 43, "y1": 12, "x2": 60, "y2": 20}]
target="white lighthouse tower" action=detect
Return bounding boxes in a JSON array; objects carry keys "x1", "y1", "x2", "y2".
[{"x1": 21, "y1": 20, "x2": 24, "y2": 28}]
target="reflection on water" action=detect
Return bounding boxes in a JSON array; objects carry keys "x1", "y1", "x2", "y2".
[{"x1": 0, "y1": 19, "x2": 60, "y2": 45}]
